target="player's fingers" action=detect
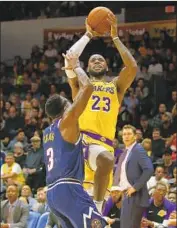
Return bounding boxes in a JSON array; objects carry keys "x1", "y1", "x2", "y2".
[
  {"x1": 62, "y1": 53, "x2": 69, "y2": 60},
  {"x1": 67, "y1": 50, "x2": 78, "y2": 59}
]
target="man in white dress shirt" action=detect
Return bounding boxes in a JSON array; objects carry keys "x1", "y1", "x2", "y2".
[{"x1": 113, "y1": 125, "x2": 154, "y2": 228}]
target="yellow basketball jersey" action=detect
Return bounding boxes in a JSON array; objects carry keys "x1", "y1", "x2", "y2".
[{"x1": 79, "y1": 80, "x2": 119, "y2": 146}]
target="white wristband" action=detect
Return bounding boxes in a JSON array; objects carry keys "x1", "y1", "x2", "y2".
[{"x1": 69, "y1": 34, "x2": 90, "y2": 57}]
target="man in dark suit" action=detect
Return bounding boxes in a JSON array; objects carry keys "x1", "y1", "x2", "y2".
[
  {"x1": 113, "y1": 124, "x2": 154, "y2": 228},
  {"x1": 0, "y1": 184, "x2": 29, "y2": 228}
]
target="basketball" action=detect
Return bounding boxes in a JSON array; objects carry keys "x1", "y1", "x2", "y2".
[{"x1": 87, "y1": 7, "x2": 115, "y2": 35}]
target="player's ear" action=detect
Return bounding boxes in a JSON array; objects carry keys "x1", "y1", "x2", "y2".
[{"x1": 86, "y1": 66, "x2": 89, "y2": 73}]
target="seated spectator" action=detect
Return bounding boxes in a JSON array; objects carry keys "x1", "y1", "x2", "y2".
[
  {"x1": 141, "y1": 182, "x2": 175, "y2": 228},
  {"x1": 167, "y1": 90, "x2": 177, "y2": 112},
  {"x1": 32, "y1": 187, "x2": 50, "y2": 214},
  {"x1": 147, "y1": 166, "x2": 168, "y2": 191},
  {"x1": 5, "y1": 106, "x2": 25, "y2": 138},
  {"x1": 0, "y1": 133, "x2": 10, "y2": 153},
  {"x1": 23, "y1": 136, "x2": 45, "y2": 194},
  {"x1": 13, "y1": 142, "x2": 26, "y2": 168},
  {"x1": 31, "y1": 83, "x2": 41, "y2": 99},
  {"x1": 136, "y1": 78, "x2": 149, "y2": 100},
  {"x1": 152, "y1": 128, "x2": 165, "y2": 161},
  {"x1": 139, "y1": 115, "x2": 152, "y2": 139},
  {"x1": 1, "y1": 153, "x2": 25, "y2": 189},
  {"x1": 168, "y1": 134, "x2": 177, "y2": 162},
  {"x1": 163, "y1": 150, "x2": 176, "y2": 179},
  {"x1": 8, "y1": 129, "x2": 28, "y2": 151},
  {"x1": 142, "y1": 138, "x2": 152, "y2": 158},
  {"x1": 0, "y1": 184, "x2": 29, "y2": 228},
  {"x1": 151, "y1": 103, "x2": 167, "y2": 128},
  {"x1": 168, "y1": 167, "x2": 177, "y2": 192},
  {"x1": 136, "y1": 65, "x2": 151, "y2": 81},
  {"x1": 19, "y1": 185, "x2": 37, "y2": 210},
  {"x1": 44, "y1": 43, "x2": 57, "y2": 58},
  {"x1": 148, "y1": 55, "x2": 163, "y2": 76},
  {"x1": 161, "y1": 112, "x2": 175, "y2": 140},
  {"x1": 166, "y1": 63, "x2": 177, "y2": 86},
  {"x1": 136, "y1": 129, "x2": 143, "y2": 143},
  {"x1": 21, "y1": 91, "x2": 32, "y2": 115},
  {"x1": 3, "y1": 101, "x2": 12, "y2": 120},
  {"x1": 123, "y1": 87, "x2": 139, "y2": 118},
  {"x1": 168, "y1": 192, "x2": 176, "y2": 204},
  {"x1": 103, "y1": 187, "x2": 122, "y2": 228}
]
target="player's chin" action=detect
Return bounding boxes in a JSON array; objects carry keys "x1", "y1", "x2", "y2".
[{"x1": 89, "y1": 68, "x2": 106, "y2": 77}]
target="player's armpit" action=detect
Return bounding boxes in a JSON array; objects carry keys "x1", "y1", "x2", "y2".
[
  {"x1": 112, "y1": 66, "x2": 137, "y2": 103},
  {"x1": 60, "y1": 84, "x2": 93, "y2": 144}
]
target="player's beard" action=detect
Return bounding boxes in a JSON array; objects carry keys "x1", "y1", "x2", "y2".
[{"x1": 88, "y1": 68, "x2": 107, "y2": 79}]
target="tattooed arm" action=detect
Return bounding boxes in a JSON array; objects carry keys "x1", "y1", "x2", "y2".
[{"x1": 108, "y1": 14, "x2": 137, "y2": 104}]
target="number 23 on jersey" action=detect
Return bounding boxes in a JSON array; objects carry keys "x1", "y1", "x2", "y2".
[{"x1": 91, "y1": 95, "x2": 111, "y2": 112}]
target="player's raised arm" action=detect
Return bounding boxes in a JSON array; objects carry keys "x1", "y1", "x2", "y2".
[
  {"x1": 60, "y1": 53, "x2": 93, "y2": 143},
  {"x1": 64, "y1": 20, "x2": 101, "y2": 101},
  {"x1": 108, "y1": 14, "x2": 137, "y2": 103}
]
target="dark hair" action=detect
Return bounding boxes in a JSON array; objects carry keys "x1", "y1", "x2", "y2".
[
  {"x1": 155, "y1": 165, "x2": 165, "y2": 171},
  {"x1": 153, "y1": 128, "x2": 161, "y2": 133},
  {"x1": 45, "y1": 94, "x2": 66, "y2": 119},
  {"x1": 122, "y1": 125, "x2": 136, "y2": 135},
  {"x1": 17, "y1": 129, "x2": 24, "y2": 135},
  {"x1": 7, "y1": 183, "x2": 18, "y2": 190},
  {"x1": 37, "y1": 187, "x2": 44, "y2": 192}
]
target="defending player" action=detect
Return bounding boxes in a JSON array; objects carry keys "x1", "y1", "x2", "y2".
[
  {"x1": 64, "y1": 14, "x2": 137, "y2": 213},
  {"x1": 43, "y1": 55, "x2": 108, "y2": 227}
]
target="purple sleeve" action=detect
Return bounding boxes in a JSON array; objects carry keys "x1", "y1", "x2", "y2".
[
  {"x1": 164, "y1": 200, "x2": 176, "y2": 220},
  {"x1": 102, "y1": 197, "x2": 114, "y2": 216}
]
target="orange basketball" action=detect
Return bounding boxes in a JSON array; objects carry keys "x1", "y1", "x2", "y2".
[{"x1": 87, "y1": 7, "x2": 115, "y2": 35}]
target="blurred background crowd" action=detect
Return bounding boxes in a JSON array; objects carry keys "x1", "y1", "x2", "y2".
[{"x1": 0, "y1": 2, "x2": 176, "y2": 228}]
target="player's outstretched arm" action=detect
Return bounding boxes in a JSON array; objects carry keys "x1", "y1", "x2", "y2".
[
  {"x1": 107, "y1": 14, "x2": 137, "y2": 103},
  {"x1": 64, "y1": 19, "x2": 100, "y2": 101},
  {"x1": 60, "y1": 54, "x2": 93, "y2": 144}
]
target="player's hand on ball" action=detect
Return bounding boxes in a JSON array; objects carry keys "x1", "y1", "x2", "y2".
[
  {"x1": 107, "y1": 13, "x2": 118, "y2": 39},
  {"x1": 85, "y1": 18, "x2": 102, "y2": 37}
]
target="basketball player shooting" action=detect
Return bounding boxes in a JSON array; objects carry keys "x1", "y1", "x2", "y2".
[
  {"x1": 43, "y1": 55, "x2": 109, "y2": 227},
  {"x1": 64, "y1": 13, "x2": 137, "y2": 213}
]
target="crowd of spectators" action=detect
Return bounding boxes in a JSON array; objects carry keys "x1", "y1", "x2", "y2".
[
  {"x1": 0, "y1": 2, "x2": 121, "y2": 22},
  {"x1": 0, "y1": 16, "x2": 177, "y2": 228}
]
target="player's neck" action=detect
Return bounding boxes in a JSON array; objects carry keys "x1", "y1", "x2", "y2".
[{"x1": 91, "y1": 76, "x2": 105, "y2": 81}]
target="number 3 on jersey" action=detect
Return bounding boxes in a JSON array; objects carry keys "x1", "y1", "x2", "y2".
[
  {"x1": 92, "y1": 95, "x2": 111, "y2": 112},
  {"x1": 47, "y1": 148, "x2": 54, "y2": 171}
]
